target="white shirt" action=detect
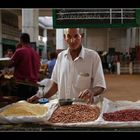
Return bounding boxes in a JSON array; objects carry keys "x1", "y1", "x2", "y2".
[{"x1": 51, "y1": 47, "x2": 106, "y2": 99}]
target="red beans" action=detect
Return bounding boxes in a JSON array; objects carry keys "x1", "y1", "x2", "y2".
[{"x1": 103, "y1": 109, "x2": 140, "y2": 121}]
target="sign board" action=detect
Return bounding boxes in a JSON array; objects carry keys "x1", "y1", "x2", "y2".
[{"x1": 53, "y1": 8, "x2": 140, "y2": 28}]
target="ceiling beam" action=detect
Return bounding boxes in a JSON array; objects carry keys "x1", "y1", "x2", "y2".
[{"x1": 39, "y1": 9, "x2": 52, "y2": 16}]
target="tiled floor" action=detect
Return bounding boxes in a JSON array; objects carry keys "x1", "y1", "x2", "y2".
[{"x1": 103, "y1": 74, "x2": 140, "y2": 102}]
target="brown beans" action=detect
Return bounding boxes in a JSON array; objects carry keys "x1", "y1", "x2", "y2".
[
  {"x1": 103, "y1": 109, "x2": 140, "y2": 121},
  {"x1": 49, "y1": 104, "x2": 100, "y2": 123}
]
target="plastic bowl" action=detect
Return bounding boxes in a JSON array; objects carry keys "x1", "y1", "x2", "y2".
[
  {"x1": 59, "y1": 99, "x2": 73, "y2": 106},
  {"x1": 38, "y1": 98, "x2": 49, "y2": 104}
]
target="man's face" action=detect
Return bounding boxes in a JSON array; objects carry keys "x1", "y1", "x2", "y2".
[{"x1": 64, "y1": 28, "x2": 83, "y2": 50}]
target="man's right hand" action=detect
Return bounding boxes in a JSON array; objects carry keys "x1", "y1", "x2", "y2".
[{"x1": 27, "y1": 95, "x2": 39, "y2": 103}]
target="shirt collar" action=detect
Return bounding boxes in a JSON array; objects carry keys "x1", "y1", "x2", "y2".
[{"x1": 64, "y1": 46, "x2": 85, "y2": 59}]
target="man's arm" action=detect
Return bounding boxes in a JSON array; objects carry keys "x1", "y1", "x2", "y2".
[
  {"x1": 91, "y1": 86, "x2": 105, "y2": 96},
  {"x1": 44, "y1": 81, "x2": 58, "y2": 98},
  {"x1": 27, "y1": 81, "x2": 58, "y2": 103}
]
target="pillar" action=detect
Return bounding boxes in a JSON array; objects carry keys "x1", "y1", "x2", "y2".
[
  {"x1": 117, "y1": 62, "x2": 120, "y2": 75},
  {"x1": 139, "y1": 27, "x2": 140, "y2": 46},
  {"x1": 22, "y1": 9, "x2": 39, "y2": 51},
  {"x1": 126, "y1": 28, "x2": 131, "y2": 53},
  {"x1": 83, "y1": 28, "x2": 87, "y2": 48},
  {"x1": 131, "y1": 27, "x2": 136, "y2": 48},
  {"x1": 106, "y1": 28, "x2": 111, "y2": 51},
  {"x1": 129, "y1": 61, "x2": 133, "y2": 74},
  {"x1": 0, "y1": 10, "x2": 2, "y2": 57},
  {"x1": 42, "y1": 29, "x2": 47, "y2": 59},
  {"x1": 56, "y1": 29, "x2": 66, "y2": 52}
]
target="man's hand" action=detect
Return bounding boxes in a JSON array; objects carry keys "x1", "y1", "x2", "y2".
[
  {"x1": 27, "y1": 95, "x2": 39, "y2": 103},
  {"x1": 78, "y1": 89, "x2": 94, "y2": 104}
]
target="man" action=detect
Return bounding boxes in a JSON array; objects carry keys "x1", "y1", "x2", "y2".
[
  {"x1": 27, "y1": 28, "x2": 106, "y2": 104},
  {"x1": 9, "y1": 33, "x2": 40, "y2": 100}
]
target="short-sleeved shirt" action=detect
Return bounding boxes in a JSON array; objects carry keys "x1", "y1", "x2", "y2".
[
  {"x1": 51, "y1": 46, "x2": 106, "y2": 99},
  {"x1": 11, "y1": 44, "x2": 40, "y2": 83}
]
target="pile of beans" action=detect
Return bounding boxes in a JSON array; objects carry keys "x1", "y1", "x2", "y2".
[
  {"x1": 103, "y1": 109, "x2": 140, "y2": 121},
  {"x1": 49, "y1": 104, "x2": 100, "y2": 123}
]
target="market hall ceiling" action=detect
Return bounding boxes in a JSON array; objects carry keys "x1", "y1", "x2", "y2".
[{"x1": 1, "y1": 9, "x2": 52, "y2": 17}]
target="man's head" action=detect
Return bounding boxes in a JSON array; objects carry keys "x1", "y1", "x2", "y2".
[
  {"x1": 49, "y1": 51, "x2": 57, "y2": 60},
  {"x1": 64, "y1": 28, "x2": 84, "y2": 50},
  {"x1": 7, "y1": 49, "x2": 13, "y2": 58},
  {"x1": 20, "y1": 33, "x2": 30, "y2": 44}
]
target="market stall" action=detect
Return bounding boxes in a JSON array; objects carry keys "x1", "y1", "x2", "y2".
[{"x1": 1, "y1": 98, "x2": 140, "y2": 131}]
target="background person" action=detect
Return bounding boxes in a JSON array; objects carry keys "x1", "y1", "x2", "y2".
[
  {"x1": 27, "y1": 28, "x2": 106, "y2": 104},
  {"x1": 45, "y1": 51, "x2": 57, "y2": 78},
  {"x1": 9, "y1": 33, "x2": 40, "y2": 100},
  {"x1": 4, "y1": 49, "x2": 14, "y2": 58}
]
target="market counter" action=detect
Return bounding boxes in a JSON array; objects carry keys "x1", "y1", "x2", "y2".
[
  {"x1": 1, "y1": 123, "x2": 140, "y2": 131},
  {"x1": 1, "y1": 98, "x2": 140, "y2": 131}
]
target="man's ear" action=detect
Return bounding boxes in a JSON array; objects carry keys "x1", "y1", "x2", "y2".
[{"x1": 81, "y1": 33, "x2": 84, "y2": 38}]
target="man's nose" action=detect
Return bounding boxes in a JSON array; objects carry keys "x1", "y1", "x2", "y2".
[{"x1": 70, "y1": 38, "x2": 75, "y2": 42}]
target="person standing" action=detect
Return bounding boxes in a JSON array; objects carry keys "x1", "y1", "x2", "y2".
[
  {"x1": 28, "y1": 28, "x2": 106, "y2": 104},
  {"x1": 4, "y1": 49, "x2": 14, "y2": 58},
  {"x1": 45, "y1": 51, "x2": 57, "y2": 78},
  {"x1": 9, "y1": 33, "x2": 40, "y2": 100}
]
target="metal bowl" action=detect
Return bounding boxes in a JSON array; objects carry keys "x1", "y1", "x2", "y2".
[{"x1": 59, "y1": 99, "x2": 73, "y2": 106}]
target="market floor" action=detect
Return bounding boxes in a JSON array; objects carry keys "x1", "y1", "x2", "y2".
[{"x1": 103, "y1": 74, "x2": 140, "y2": 102}]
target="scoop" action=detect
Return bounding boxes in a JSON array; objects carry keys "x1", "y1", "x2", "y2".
[
  {"x1": 58, "y1": 98, "x2": 85, "y2": 106},
  {"x1": 58, "y1": 99, "x2": 73, "y2": 106}
]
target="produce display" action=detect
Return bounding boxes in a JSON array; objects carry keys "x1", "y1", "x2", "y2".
[
  {"x1": 0, "y1": 101, "x2": 48, "y2": 117},
  {"x1": 1, "y1": 97, "x2": 140, "y2": 127},
  {"x1": 49, "y1": 104, "x2": 100, "y2": 123}
]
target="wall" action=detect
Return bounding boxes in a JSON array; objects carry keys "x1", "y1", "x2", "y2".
[
  {"x1": 109, "y1": 28, "x2": 126, "y2": 52},
  {"x1": 86, "y1": 28, "x2": 127, "y2": 53},
  {"x1": 86, "y1": 28, "x2": 107, "y2": 51}
]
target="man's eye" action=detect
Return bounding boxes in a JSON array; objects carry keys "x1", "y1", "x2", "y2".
[{"x1": 67, "y1": 35, "x2": 71, "y2": 39}]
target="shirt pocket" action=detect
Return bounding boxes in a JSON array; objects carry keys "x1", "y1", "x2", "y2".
[{"x1": 75, "y1": 74, "x2": 91, "y2": 90}]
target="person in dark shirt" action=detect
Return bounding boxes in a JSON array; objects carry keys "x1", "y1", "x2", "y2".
[{"x1": 9, "y1": 33, "x2": 40, "y2": 100}]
